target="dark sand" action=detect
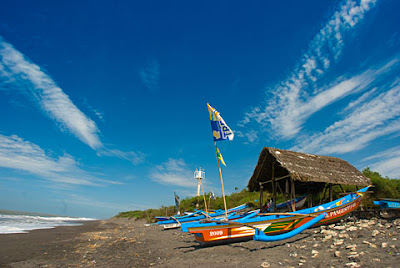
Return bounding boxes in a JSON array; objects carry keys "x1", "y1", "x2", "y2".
[{"x1": 1, "y1": 216, "x2": 400, "y2": 267}]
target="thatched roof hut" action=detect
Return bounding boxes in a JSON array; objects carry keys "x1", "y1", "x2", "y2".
[{"x1": 248, "y1": 147, "x2": 370, "y2": 195}]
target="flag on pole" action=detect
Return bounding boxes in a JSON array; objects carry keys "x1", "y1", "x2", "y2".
[
  {"x1": 216, "y1": 147, "x2": 226, "y2": 166},
  {"x1": 207, "y1": 103, "x2": 234, "y2": 142},
  {"x1": 174, "y1": 191, "x2": 180, "y2": 206},
  {"x1": 210, "y1": 191, "x2": 216, "y2": 200},
  {"x1": 174, "y1": 191, "x2": 180, "y2": 215}
]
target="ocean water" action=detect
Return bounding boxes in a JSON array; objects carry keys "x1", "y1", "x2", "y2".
[{"x1": 0, "y1": 209, "x2": 96, "y2": 234}]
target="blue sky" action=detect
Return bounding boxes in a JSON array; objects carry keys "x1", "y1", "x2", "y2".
[{"x1": 0, "y1": 0, "x2": 399, "y2": 218}]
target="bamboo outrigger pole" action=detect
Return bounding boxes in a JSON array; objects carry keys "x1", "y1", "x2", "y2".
[{"x1": 214, "y1": 140, "x2": 228, "y2": 219}]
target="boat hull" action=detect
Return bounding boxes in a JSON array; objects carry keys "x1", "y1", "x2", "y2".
[
  {"x1": 374, "y1": 199, "x2": 400, "y2": 210},
  {"x1": 188, "y1": 195, "x2": 363, "y2": 245}
]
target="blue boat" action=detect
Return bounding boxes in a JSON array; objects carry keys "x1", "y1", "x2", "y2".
[
  {"x1": 157, "y1": 203, "x2": 251, "y2": 229},
  {"x1": 185, "y1": 186, "x2": 370, "y2": 245},
  {"x1": 373, "y1": 198, "x2": 400, "y2": 210}
]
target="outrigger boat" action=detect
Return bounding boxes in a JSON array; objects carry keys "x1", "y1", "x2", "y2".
[
  {"x1": 374, "y1": 198, "x2": 400, "y2": 218},
  {"x1": 157, "y1": 202, "x2": 252, "y2": 229},
  {"x1": 185, "y1": 186, "x2": 369, "y2": 245},
  {"x1": 158, "y1": 195, "x2": 307, "y2": 229},
  {"x1": 265, "y1": 196, "x2": 307, "y2": 212},
  {"x1": 180, "y1": 196, "x2": 307, "y2": 232},
  {"x1": 373, "y1": 198, "x2": 400, "y2": 210}
]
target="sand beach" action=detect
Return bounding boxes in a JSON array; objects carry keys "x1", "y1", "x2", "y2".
[{"x1": 1, "y1": 215, "x2": 399, "y2": 268}]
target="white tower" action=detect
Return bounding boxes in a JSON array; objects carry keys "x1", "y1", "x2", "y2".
[
  {"x1": 194, "y1": 168, "x2": 205, "y2": 180},
  {"x1": 194, "y1": 168, "x2": 208, "y2": 215}
]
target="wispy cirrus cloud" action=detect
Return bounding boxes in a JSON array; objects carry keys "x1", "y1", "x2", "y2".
[
  {"x1": 149, "y1": 158, "x2": 197, "y2": 188},
  {"x1": 99, "y1": 149, "x2": 145, "y2": 165},
  {"x1": 0, "y1": 134, "x2": 119, "y2": 186},
  {"x1": 241, "y1": 0, "x2": 377, "y2": 139},
  {"x1": 362, "y1": 147, "x2": 400, "y2": 179},
  {"x1": 292, "y1": 74, "x2": 400, "y2": 154},
  {"x1": 0, "y1": 37, "x2": 145, "y2": 165},
  {"x1": 139, "y1": 58, "x2": 160, "y2": 92},
  {"x1": 0, "y1": 37, "x2": 102, "y2": 149}
]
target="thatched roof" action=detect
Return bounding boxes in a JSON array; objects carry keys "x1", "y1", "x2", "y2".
[{"x1": 248, "y1": 147, "x2": 370, "y2": 193}]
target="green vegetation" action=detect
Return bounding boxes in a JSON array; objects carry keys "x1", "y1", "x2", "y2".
[
  {"x1": 360, "y1": 167, "x2": 400, "y2": 208},
  {"x1": 116, "y1": 189, "x2": 259, "y2": 222},
  {"x1": 116, "y1": 168, "x2": 400, "y2": 221}
]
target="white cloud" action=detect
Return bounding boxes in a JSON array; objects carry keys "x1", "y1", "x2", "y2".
[
  {"x1": 149, "y1": 158, "x2": 197, "y2": 188},
  {"x1": 99, "y1": 149, "x2": 145, "y2": 165},
  {"x1": 343, "y1": 87, "x2": 378, "y2": 112},
  {"x1": 241, "y1": 0, "x2": 377, "y2": 140},
  {"x1": 292, "y1": 79, "x2": 400, "y2": 154},
  {"x1": 0, "y1": 37, "x2": 102, "y2": 149},
  {"x1": 0, "y1": 134, "x2": 118, "y2": 186},
  {"x1": 362, "y1": 146, "x2": 400, "y2": 162},
  {"x1": 362, "y1": 147, "x2": 400, "y2": 179},
  {"x1": 0, "y1": 37, "x2": 145, "y2": 165}
]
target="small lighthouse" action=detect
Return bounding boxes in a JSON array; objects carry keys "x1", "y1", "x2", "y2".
[{"x1": 194, "y1": 168, "x2": 208, "y2": 215}]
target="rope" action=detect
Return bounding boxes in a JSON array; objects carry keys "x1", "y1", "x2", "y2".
[{"x1": 170, "y1": 216, "x2": 181, "y2": 224}]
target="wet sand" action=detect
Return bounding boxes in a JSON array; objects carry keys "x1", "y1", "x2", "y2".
[{"x1": 1, "y1": 216, "x2": 399, "y2": 267}]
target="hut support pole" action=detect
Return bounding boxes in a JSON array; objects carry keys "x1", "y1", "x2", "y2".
[
  {"x1": 272, "y1": 160, "x2": 276, "y2": 212},
  {"x1": 339, "y1": 184, "x2": 345, "y2": 194},
  {"x1": 329, "y1": 184, "x2": 333, "y2": 202},
  {"x1": 291, "y1": 177, "x2": 296, "y2": 211}
]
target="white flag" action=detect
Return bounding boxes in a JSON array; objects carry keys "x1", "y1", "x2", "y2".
[{"x1": 207, "y1": 103, "x2": 234, "y2": 141}]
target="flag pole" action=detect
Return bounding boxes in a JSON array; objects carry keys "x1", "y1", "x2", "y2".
[{"x1": 214, "y1": 140, "x2": 228, "y2": 219}]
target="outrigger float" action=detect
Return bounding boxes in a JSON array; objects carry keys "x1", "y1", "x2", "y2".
[
  {"x1": 373, "y1": 198, "x2": 400, "y2": 218},
  {"x1": 156, "y1": 203, "x2": 251, "y2": 229},
  {"x1": 185, "y1": 186, "x2": 369, "y2": 245},
  {"x1": 373, "y1": 198, "x2": 400, "y2": 210},
  {"x1": 158, "y1": 195, "x2": 308, "y2": 230}
]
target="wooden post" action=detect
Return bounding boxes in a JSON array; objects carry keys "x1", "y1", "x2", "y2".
[
  {"x1": 214, "y1": 141, "x2": 228, "y2": 219},
  {"x1": 259, "y1": 183, "x2": 264, "y2": 211},
  {"x1": 285, "y1": 179, "x2": 289, "y2": 195},
  {"x1": 339, "y1": 184, "x2": 345, "y2": 194},
  {"x1": 291, "y1": 177, "x2": 296, "y2": 211},
  {"x1": 198, "y1": 177, "x2": 209, "y2": 216},
  {"x1": 329, "y1": 184, "x2": 333, "y2": 202},
  {"x1": 272, "y1": 160, "x2": 276, "y2": 212}
]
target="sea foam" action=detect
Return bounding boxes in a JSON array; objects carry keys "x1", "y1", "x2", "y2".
[{"x1": 0, "y1": 213, "x2": 96, "y2": 234}]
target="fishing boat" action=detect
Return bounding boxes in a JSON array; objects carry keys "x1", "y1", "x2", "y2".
[
  {"x1": 157, "y1": 202, "x2": 251, "y2": 229},
  {"x1": 180, "y1": 196, "x2": 306, "y2": 232},
  {"x1": 373, "y1": 198, "x2": 400, "y2": 210},
  {"x1": 186, "y1": 186, "x2": 369, "y2": 245},
  {"x1": 373, "y1": 198, "x2": 400, "y2": 218},
  {"x1": 265, "y1": 196, "x2": 307, "y2": 212}
]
